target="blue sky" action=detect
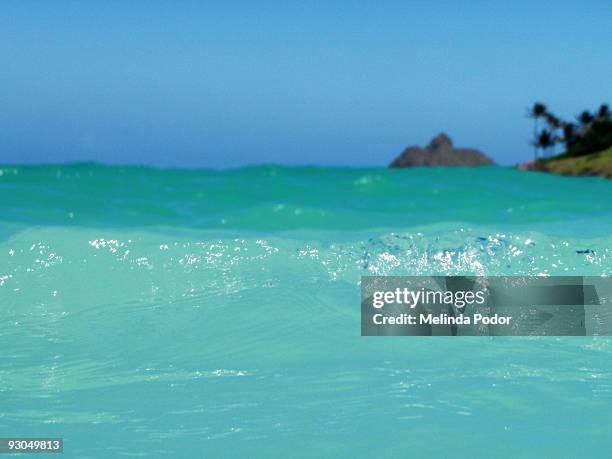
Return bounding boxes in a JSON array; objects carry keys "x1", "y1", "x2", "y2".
[{"x1": 1, "y1": 1, "x2": 610, "y2": 167}]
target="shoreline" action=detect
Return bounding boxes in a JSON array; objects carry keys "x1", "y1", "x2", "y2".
[{"x1": 517, "y1": 146, "x2": 612, "y2": 179}]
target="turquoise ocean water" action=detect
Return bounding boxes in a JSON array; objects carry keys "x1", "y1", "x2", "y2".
[{"x1": 1, "y1": 164, "x2": 611, "y2": 457}]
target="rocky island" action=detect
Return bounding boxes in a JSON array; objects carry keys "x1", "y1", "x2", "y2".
[{"x1": 389, "y1": 133, "x2": 495, "y2": 168}]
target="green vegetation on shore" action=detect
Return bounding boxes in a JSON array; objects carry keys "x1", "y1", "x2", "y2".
[
  {"x1": 535, "y1": 146, "x2": 612, "y2": 178},
  {"x1": 525, "y1": 102, "x2": 611, "y2": 177}
]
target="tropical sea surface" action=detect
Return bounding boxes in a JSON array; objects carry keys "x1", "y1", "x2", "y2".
[{"x1": 1, "y1": 163, "x2": 611, "y2": 458}]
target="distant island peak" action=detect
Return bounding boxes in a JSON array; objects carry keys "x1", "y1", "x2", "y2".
[{"x1": 389, "y1": 133, "x2": 495, "y2": 168}]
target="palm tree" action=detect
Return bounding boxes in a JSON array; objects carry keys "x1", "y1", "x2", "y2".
[
  {"x1": 562, "y1": 122, "x2": 578, "y2": 148},
  {"x1": 526, "y1": 101, "x2": 611, "y2": 159},
  {"x1": 536, "y1": 129, "x2": 554, "y2": 157},
  {"x1": 544, "y1": 113, "x2": 561, "y2": 129},
  {"x1": 529, "y1": 103, "x2": 547, "y2": 159},
  {"x1": 578, "y1": 110, "x2": 594, "y2": 125}
]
